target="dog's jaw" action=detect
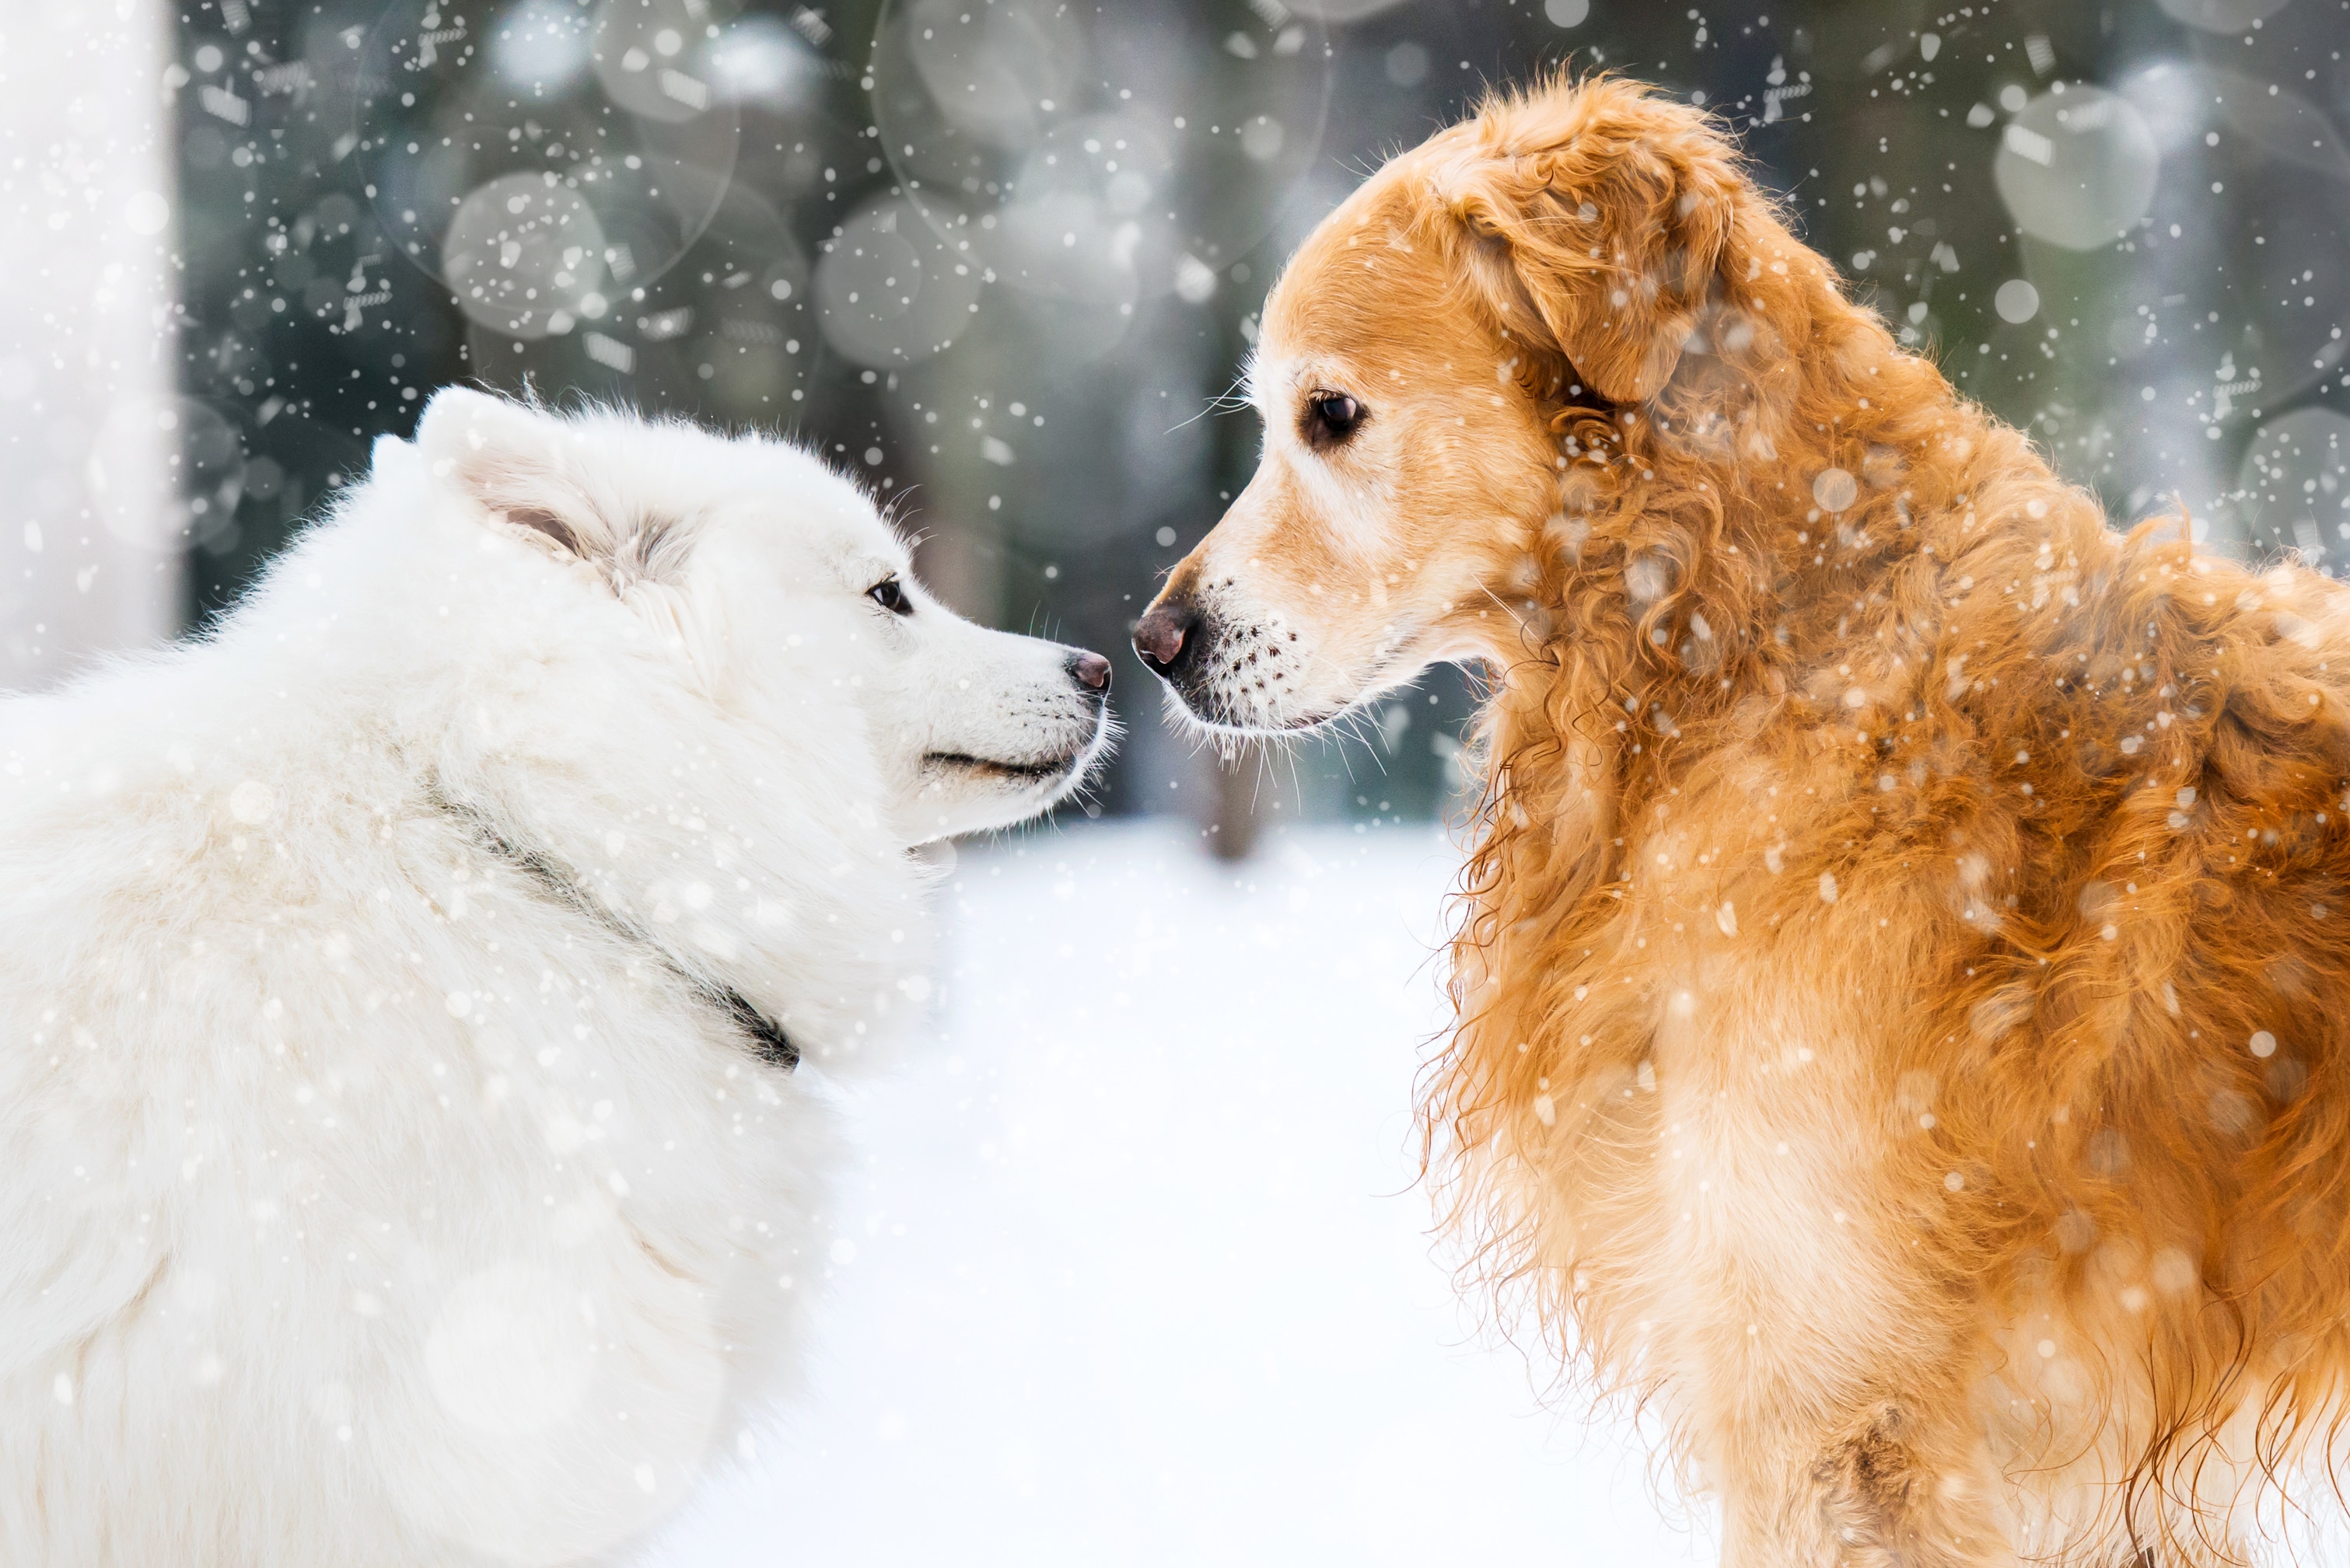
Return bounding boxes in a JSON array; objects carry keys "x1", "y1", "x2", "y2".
[{"x1": 904, "y1": 703, "x2": 1117, "y2": 840}]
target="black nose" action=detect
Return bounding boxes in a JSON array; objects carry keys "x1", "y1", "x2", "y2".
[
  {"x1": 1068, "y1": 650, "x2": 1111, "y2": 693},
  {"x1": 1132, "y1": 599, "x2": 1198, "y2": 678}
]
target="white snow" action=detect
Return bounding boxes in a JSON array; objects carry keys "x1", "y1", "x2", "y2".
[{"x1": 645, "y1": 820, "x2": 1715, "y2": 1566}]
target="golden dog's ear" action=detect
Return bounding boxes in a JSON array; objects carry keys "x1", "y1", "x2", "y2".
[{"x1": 1434, "y1": 82, "x2": 1746, "y2": 405}]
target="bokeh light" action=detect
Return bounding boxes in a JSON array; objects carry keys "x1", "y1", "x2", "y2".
[
  {"x1": 2109, "y1": 61, "x2": 2350, "y2": 407},
  {"x1": 1993, "y1": 86, "x2": 2158, "y2": 252},
  {"x1": 2236, "y1": 407, "x2": 2350, "y2": 567},
  {"x1": 383, "y1": 1258, "x2": 728, "y2": 1565},
  {"x1": 442, "y1": 173, "x2": 609, "y2": 337},
  {"x1": 872, "y1": 0, "x2": 1332, "y2": 315},
  {"x1": 2154, "y1": 0, "x2": 2296, "y2": 33},
  {"x1": 813, "y1": 190, "x2": 982, "y2": 366},
  {"x1": 362, "y1": 0, "x2": 740, "y2": 323}
]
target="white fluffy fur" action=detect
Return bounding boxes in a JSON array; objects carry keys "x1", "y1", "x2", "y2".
[{"x1": 0, "y1": 390, "x2": 1110, "y2": 1566}]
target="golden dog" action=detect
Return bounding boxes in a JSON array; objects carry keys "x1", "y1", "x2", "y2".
[{"x1": 1135, "y1": 75, "x2": 2350, "y2": 1566}]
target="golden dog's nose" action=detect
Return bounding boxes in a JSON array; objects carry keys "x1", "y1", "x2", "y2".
[{"x1": 1131, "y1": 599, "x2": 1198, "y2": 678}]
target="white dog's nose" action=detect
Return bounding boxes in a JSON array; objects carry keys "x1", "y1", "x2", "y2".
[{"x1": 1069, "y1": 650, "x2": 1111, "y2": 693}]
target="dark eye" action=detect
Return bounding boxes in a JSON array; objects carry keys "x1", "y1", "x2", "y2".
[
  {"x1": 866, "y1": 575, "x2": 911, "y2": 615},
  {"x1": 1301, "y1": 390, "x2": 1366, "y2": 451}
]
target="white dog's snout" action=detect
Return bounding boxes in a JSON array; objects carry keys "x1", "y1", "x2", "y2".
[{"x1": 1065, "y1": 648, "x2": 1113, "y2": 697}]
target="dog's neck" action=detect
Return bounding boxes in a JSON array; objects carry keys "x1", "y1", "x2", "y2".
[
  {"x1": 1443, "y1": 330, "x2": 2122, "y2": 1132},
  {"x1": 1615, "y1": 305, "x2": 2037, "y2": 642},
  {"x1": 425, "y1": 778, "x2": 801, "y2": 1070},
  {"x1": 1474, "y1": 301, "x2": 2097, "y2": 864}
]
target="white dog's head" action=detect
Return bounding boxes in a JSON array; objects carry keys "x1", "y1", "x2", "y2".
[{"x1": 404, "y1": 388, "x2": 1114, "y2": 843}]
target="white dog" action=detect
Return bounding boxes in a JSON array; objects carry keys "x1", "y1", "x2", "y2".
[{"x1": 0, "y1": 389, "x2": 1112, "y2": 1566}]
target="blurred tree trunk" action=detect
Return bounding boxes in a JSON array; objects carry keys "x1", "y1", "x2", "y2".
[{"x1": 1206, "y1": 749, "x2": 1260, "y2": 861}]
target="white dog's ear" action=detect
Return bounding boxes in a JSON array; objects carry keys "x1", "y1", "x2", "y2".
[
  {"x1": 416, "y1": 389, "x2": 698, "y2": 591},
  {"x1": 369, "y1": 431, "x2": 414, "y2": 477},
  {"x1": 414, "y1": 386, "x2": 605, "y2": 563}
]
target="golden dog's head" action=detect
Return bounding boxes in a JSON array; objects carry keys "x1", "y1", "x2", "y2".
[{"x1": 1133, "y1": 75, "x2": 1809, "y2": 732}]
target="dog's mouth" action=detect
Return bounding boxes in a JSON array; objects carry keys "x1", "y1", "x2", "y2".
[{"x1": 922, "y1": 748, "x2": 1086, "y2": 787}]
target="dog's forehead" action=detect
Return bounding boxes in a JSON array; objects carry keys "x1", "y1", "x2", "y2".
[
  {"x1": 686, "y1": 434, "x2": 904, "y2": 567},
  {"x1": 781, "y1": 484, "x2": 904, "y2": 568},
  {"x1": 1255, "y1": 295, "x2": 1492, "y2": 425},
  {"x1": 1261, "y1": 181, "x2": 1465, "y2": 382}
]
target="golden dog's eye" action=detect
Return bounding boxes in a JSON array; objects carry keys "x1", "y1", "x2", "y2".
[
  {"x1": 866, "y1": 575, "x2": 911, "y2": 615},
  {"x1": 1302, "y1": 390, "x2": 1366, "y2": 451}
]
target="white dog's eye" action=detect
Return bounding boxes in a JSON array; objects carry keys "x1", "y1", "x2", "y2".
[{"x1": 866, "y1": 574, "x2": 912, "y2": 616}]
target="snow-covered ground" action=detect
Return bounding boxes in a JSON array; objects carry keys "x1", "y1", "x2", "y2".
[{"x1": 646, "y1": 820, "x2": 1715, "y2": 1567}]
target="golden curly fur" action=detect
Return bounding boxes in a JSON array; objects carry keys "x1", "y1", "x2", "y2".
[{"x1": 1134, "y1": 74, "x2": 2350, "y2": 1565}]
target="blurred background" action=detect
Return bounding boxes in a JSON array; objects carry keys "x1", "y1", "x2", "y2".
[
  {"x1": 11, "y1": 0, "x2": 2348, "y2": 849},
  {"x1": 8, "y1": 4, "x2": 2350, "y2": 1561}
]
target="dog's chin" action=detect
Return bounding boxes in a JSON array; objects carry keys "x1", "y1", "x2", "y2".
[
  {"x1": 912, "y1": 720, "x2": 1114, "y2": 837},
  {"x1": 921, "y1": 750, "x2": 1082, "y2": 788},
  {"x1": 1156, "y1": 680, "x2": 1354, "y2": 742}
]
